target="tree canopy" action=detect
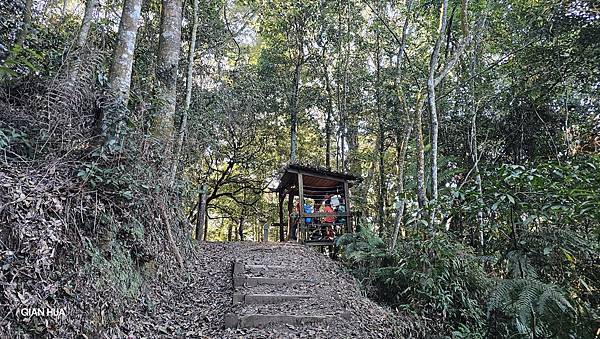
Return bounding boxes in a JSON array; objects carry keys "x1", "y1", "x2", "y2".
[{"x1": 1, "y1": 0, "x2": 598, "y2": 337}]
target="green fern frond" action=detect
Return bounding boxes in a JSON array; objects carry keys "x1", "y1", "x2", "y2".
[
  {"x1": 516, "y1": 282, "x2": 540, "y2": 327},
  {"x1": 488, "y1": 278, "x2": 575, "y2": 336}
]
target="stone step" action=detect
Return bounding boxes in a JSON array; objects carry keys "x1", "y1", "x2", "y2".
[
  {"x1": 233, "y1": 276, "x2": 317, "y2": 288},
  {"x1": 233, "y1": 261, "x2": 244, "y2": 275},
  {"x1": 224, "y1": 313, "x2": 349, "y2": 329},
  {"x1": 232, "y1": 293, "x2": 313, "y2": 305},
  {"x1": 245, "y1": 264, "x2": 294, "y2": 271}
]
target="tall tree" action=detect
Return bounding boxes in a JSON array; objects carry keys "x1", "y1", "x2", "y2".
[
  {"x1": 375, "y1": 18, "x2": 386, "y2": 238},
  {"x1": 76, "y1": 0, "x2": 99, "y2": 48},
  {"x1": 152, "y1": 0, "x2": 184, "y2": 162},
  {"x1": 289, "y1": 13, "x2": 305, "y2": 162},
  {"x1": 195, "y1": 184, "x2": 207, "y2": 240},
  {"x1": 107, "y1": 0, "x2": 142, "y2": 103},
  {"x1": 322, "y1": 52, "x2": 334, "y2": 169},
  {"x1": 65, "y1": 0, "x2": 99, "y2": 84},
  {"x1": 14, "y1": 0, "x2": 33, "y2": 47},
  {"x1": 171, "y1": 0, "x2": 200, "y2": 186},
  {"x1": 103, "y1": 0, "x2": 142, "y2": 146},
  {"x1": 390, "y1": 0, "x2": 414, "y2": 251},
  {"x1": 427, "y1": 0, "x2": 449, "y2": 225},
  {"x1": 414, "y1": 92, "x2": 427, "y2": 218}
]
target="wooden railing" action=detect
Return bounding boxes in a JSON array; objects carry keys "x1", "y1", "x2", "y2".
[{"x1": 296, "y1": 212, "x2": 352, "y2": 243}]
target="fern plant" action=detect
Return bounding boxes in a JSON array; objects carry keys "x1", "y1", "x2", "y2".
[
  {"x1": 32, "y1": 47, "x2": 106, "y2": 154},
  {"x1": 488, "y1": 278, "x2": 580, "y2": 338},
  {"x1": 339, "y1": 230, "x2": 492, "y2": 336},
  {"x1": 336, "y1": 227, "x2": 390, "y2": 294}
]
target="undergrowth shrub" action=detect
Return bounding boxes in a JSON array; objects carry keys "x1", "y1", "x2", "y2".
[
  {"x1": 487, "y1": 278, "x2": 582, "y2": 338},
  {"x1": 338, "y1": 230, "x2": 491, "y2": 336},
  {"x1": 338, "y1": 158, "x2": 599, "y2": 338}
]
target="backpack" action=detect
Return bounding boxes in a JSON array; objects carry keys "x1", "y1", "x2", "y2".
[{"x1": 303, "y1": 204, "x2": 313, "y2": 223}]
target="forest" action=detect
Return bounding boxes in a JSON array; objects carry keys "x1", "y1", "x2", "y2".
[{"x1": 1, "y1": 0, "x2": 599, "y2": 338}]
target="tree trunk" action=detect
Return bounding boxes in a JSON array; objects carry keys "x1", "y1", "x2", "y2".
[
  {"x1": 170, "y1": 0, "x2": 199, "y2": 186},
  {"x1": 195, "y1": 185, "x2": 207, "y2": 240},
  {"x1": 375, "y1": 24, "x2": 386, "y2": 239},
  {"x1": 152, "y1": 0, "x2": 183, "y2": 162},
  {"x1": 341, "y1": 0, "x2": 351, "y2": 172},
  {"x1": 390, "y1": 0, "x2": 414, "y2": 252},
  {"x1": 391, "y1": 123, "x2": 413, "y2": 252},
  {"x1": 322, "y1": 56, "x2": 333, "y2": 170},
  {"x1": 160, "y1": 202, "x2": 183, "y2": 267},
  {"x1": 64, "y1": 0, "x2": 99, "y2": 84},
  {"x1": 469, "y1": 41, "x2": 485, "y2": 251},
  {"x1": 395, "y1": 0, "x2": 413, "y2": 83},
  {"x1": 414, "y1": 93, "x2": 428, "y2": 218},
  {"x1": 238, "y1": 216, "x2": 245, "y2": 241},
  {"x1": 108, "y1": 0, "x2": 142, "y2": 103},
  {"x1": 335, "y1": 0, "x2": 342, "y2": 172},
  {"x1": 76, "y1": 0, "x2": 99, "y2": 49},
  {"x1": 103, "y1": 0, "x2": 142, "y2": 146},
  {"x1": 428, "y1": 0, "x2": 449, "y2": 226},
  {"x1": 227, "y1": 222, "x2": 233, "y2": 242},
  {"x1": 358, "y1": 158, "x2": 376, "y2": 226},
  {"x1": 15, "y1": 0, "x2": 33, "y2": 47},
  {"x1": 203, "y1": 213, "x2": 208, "y2": 240},
  {"x1": 290, "y1": 46, "x2": 302, "y2": 162}
]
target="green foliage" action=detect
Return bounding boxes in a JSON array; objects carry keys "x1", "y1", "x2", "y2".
[
  {"x1": 447, "y1": 157, "x2": 600, "y2": 337},
  {"x1": 488, "y1": 278, "x2": 579, "y2": 338},
  {"x1": 339, "y1": 231, "x2": 491, "y2": 336},
  {"x1": 1, "y1": 0, "x2": 599, "y2": 336},
  {"x1": 76, "y1": 145, "x2": 157, "y2": 209},
  {"x1": 85, "y1": 239, "x2": 143, "y2": 299},
  {"x1": 1, "y1": 7, "x2": 83, "y2": 81},
  {"x1": 0, "y1": 44, "x2": 43, "y2": 78},
  {"x1": 336, "y1": 228, "x2": 388, "y2": 293},
  {"x1": 0, "y1": 125, "x2": 32, "y2": 157},
  {"x1": 337, "y1": 227, "x2": 387, "y2": 263},
  {"x1": 77, "y1": 161, "x2": 135, "y2": 201}
]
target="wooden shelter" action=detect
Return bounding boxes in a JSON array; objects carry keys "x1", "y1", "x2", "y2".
[{"x1": 274, "y1": 164, "x2": 358, "y2": 246}]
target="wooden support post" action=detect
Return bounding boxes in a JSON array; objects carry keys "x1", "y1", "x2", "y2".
[
  {"x1": 344, "y1": 181, "x2": 353, "y2": 234},
  {"x1": 298, "y1": 173, "x2": 305, "y2": 241},
  {"x1": 287, "y1": 192, "x2": 294, "y2": 240},
  {"x1": 278, "y1": 191, "x2": 284, "y2": 242},
  {"x1": 263, "y1": 222, "x2": 269, "y2": 242}
]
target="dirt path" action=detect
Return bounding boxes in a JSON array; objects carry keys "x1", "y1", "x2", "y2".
[{"x1": 120, "y1": 242, "x2": 404, "y2": 338}]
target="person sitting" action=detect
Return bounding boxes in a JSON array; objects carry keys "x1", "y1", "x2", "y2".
[
  {"x1": 336, "y1": 200, "x2": 346, "y2": 224},
  {"x1": 290, "y1": 202, "x2": 300, "y2": 240},
  {"x1": 303, "y1": 203, "x2": 313, "y2": 224},
  {"x1": 313, "y1": 200, "x2": 322, "y2": 217},
  {"x1": 325, "y1": 225, "x2": 335, "y2": 240},
  {"x1": 330, "y1": 194, "x2": 341, "y2": 210},
  {"x1": 323, "y1": 200, "x2": 335, "y2": 224}
]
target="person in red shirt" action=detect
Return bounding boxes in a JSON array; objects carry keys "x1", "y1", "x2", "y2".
[{"x1": 323, "y1": 200, "x2": 335, "y2": 223}]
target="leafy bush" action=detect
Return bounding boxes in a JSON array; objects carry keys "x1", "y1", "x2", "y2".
[
  {"x1": 444, "y1": 157, "x2": 600, "y2": 337},
  {"x1": 0, "y1": 125, "x2": 32, "y2": 157},
  {"x1": 339, "y1": 230, "x2": 491, "y2": 336},
  {"x1": 488, "y1": 278, "x2": 581, "y2": 338}
]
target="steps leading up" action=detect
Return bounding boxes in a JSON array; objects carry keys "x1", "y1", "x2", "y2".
[
  {"x1": 233, "y1": 276, "x2": 317, "y2": 287},
  {"x1": 226, "y1": 259, "x2": 350, "y2": 330},
  {"x1": 232, "y1": 293, "x2": 313, "y2": 305},
  {"x1": 224, "y1": 313, "x2": 343, "y2": 329}
]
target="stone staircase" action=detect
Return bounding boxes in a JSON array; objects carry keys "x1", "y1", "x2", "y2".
[{"x1": 225, "y1": 253, "x2": 350, "y2": 330}]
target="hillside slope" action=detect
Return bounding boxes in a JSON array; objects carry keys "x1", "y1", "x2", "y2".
[{"x1": 119, "y1": 242, "x2": 418, "y2": 338}]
